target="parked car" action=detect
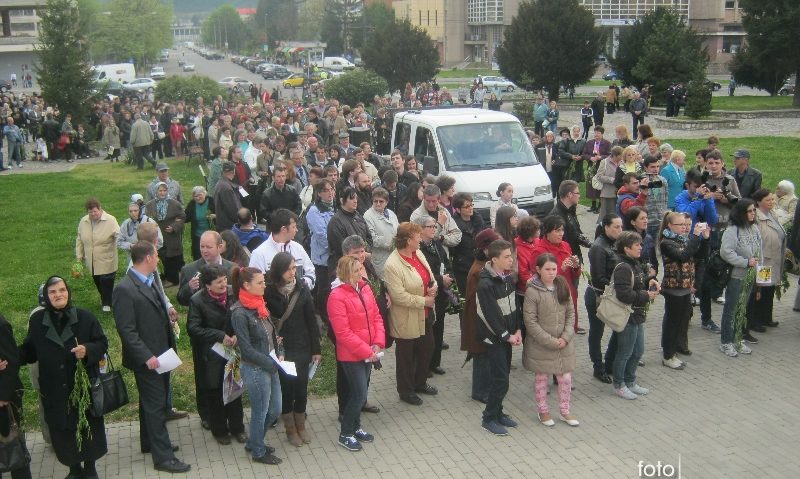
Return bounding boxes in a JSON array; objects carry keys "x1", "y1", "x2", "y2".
[
  {"x1": 283, "y1": 73, "x2": 306, "y2": 88},
  {"x1": 150, "y1": 66, "x2": 166, "y2": 80},
  {"x1": 476, "y1": 75, "x2": 518, "y2": 92},
  {"x1": 92, "y1": 80, "x2": 124, "y2": 101},
  {"x1": 182, "y1": 63, "x2": 195, "y2": 72},
  {"x1": 218, "y1": 77, "x2": 252, "y2": 90},
  {"x1": 779, "y1": 82, "x2": 795, "y2": 96},
  {"x1": 123, "y1": 78, "x2": 157, "y2": 92},
  {"x1": 602, "y1": 70, "x2": 622, "y2": 81},
  {"x1": 262, "y1": 65, "x2": 291, "y2": 79},
  {"x1": 0, "y1": 80, "x2": 11, "y2": 93}
]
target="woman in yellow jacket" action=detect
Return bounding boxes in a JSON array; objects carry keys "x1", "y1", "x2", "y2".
[
  {"x1": 76, "y1": 197, "x2": 120, "y2": 312},
  {"x1": 383, "y1": 222, "x2": 438, "y2": 406}
]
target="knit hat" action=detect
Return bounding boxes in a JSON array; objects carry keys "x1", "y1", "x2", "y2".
[{"x1": 475, "y1": 229, "x2": 501, "y2": 250}]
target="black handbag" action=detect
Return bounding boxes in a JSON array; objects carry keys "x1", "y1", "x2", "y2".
[
  {"x1": 706, "y1": 249, "x2": 732, "y2": 289},
  {"x1": 0, "y1": 406, "x2": 31, "y2": 473},
  {"x1": 90, "y1": 355, "x2": 130, "y2": 417}
]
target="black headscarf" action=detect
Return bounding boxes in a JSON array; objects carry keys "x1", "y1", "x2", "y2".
[{"x1": 41, "y1": 275, "x2": 76, "y2": 335}]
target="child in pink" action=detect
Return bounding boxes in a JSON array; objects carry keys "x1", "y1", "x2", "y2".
[{"x1": 169, "y1": 118, "x2": 186, "y2": 159}]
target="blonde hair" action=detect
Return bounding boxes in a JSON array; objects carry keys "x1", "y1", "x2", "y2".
[
  {"x1": 669, "y1": 149, "x2": 686, "y2": 163},
  {"x1": 336, "y1": 256, "x2": 361, "y2": 284}
]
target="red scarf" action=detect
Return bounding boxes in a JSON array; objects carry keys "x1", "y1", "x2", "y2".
[
  {"x1": 239, "y1": 289, "x2": 269, "y2": 319},
  {"x1": 208, "y1": 289, "x2": 227, "y2": 308}
]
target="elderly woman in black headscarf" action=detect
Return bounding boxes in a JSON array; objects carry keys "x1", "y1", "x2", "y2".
[
  {"x1": 144, "y1": 181, "x2": 187, "y2": 287},
  {"x1": 19, "y1": 276, "x2": 109, "y2": 479}
]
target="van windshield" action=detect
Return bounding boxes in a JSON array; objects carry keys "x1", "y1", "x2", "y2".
[{"x1": 437, "y1": 122, "x2": 539, "y2": 171}]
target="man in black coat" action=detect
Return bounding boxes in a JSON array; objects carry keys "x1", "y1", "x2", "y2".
[
  {"x1": 214, "y1": 162, "x2": 243, "y2": 232},
  {"x1": 535, "y1": 131, "x2": 560, "y2": 197},
  {"x1": 549, "y1": 180, "x2": 586, "y2": 265},
  {"x1": 42, "y1": 112, "x2": 60, "y2": 161},
  {"x1": 259, "y1": 165, "x2": 302, "y2": 226},
  {"x1": 731, "y1": 149, "x2": 763, "y2": 199},
  {"x1": 113, "y1": 241, "x2": 191, "y2": 473},
  {"x1": 327, "y1": 186, "x2": 373, "y2": 279}
]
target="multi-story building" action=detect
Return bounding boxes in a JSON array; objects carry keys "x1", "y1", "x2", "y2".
[
  {"x1": 0, "y1": 1, "x2": 47, "y2": 53},
  {"x1": 690, "y1": 0, "x2": 745, "y2": 74}
]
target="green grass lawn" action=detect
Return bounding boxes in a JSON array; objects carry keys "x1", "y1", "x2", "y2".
[
  {"x1": 0, "y1": 158, "x2": 336, "y2": 428},
  {"x1": 578, "y1": 136, "x2": 800, "y2": 207},
  {"x1": 711, "y1": 95, "x2": 795, "y2": 111}
]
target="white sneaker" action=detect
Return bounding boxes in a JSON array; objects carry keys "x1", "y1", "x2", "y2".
[
  {"x1": 102, "y1": 305, "x2": 111, "y2": 313},
  {"x1": 736, "y1": 342, "x2": 752, "y2": 355},
  {"x1": 720, "y1": 343, "x2": 738, "y2": 357},
  {"x1": 662, "y1": 357, "x2": 685, "y2": 370},
  {"x1": 629, "y1": 384, "x2": 649, "y2": 395},
  {"x1": 615, "y1": 386, "x2": 637, "y2": 400},
  {"x1": 713, "y1": 296, "x2": 726, "y2": 305}
]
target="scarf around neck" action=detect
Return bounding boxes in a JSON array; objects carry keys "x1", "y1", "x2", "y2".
[
  {"x1": 239, "y1": 289, "x2": 269, "y2": 319},
  {"x1": 278, "y1": 278, "x2": 296, "y2": 297},
  {"x1": 208, "y1": 288, "x2": 228, "y2": 308}
]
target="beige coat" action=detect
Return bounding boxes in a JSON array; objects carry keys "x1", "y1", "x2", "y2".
[
  {"x1": 522, "y1": 279, "x2": 576, "y2": 375},
  {"x1": 755, "y1": 209, "x2": 786, "y2": 285},
  {"x1": 76, "y1": 211, "x2": 120, "y2": 276},
  {"x1": 383, "y1": 249, "x2": 434, "y2": 339}
]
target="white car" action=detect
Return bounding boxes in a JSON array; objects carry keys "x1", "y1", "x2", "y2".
[
  {"x1": 182, "y1": 63, "x2": 195, "y2": 72},
  {"x1": 476, "y1": 75, "x2": 518, "y2": 92},
  {"x1": 150, "y1": 66, "x2": 166, "y2": 80},
  {"x1": 122, "y1": 78, "x2": 157, "y2": 92},
  {"x1": 218, "y1": 77, "x2": 252, "y2": 90}
]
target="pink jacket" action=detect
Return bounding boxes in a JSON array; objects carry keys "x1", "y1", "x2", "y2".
[{"x1": 327, "y1": 279, "x2": 386, "y2": 361}]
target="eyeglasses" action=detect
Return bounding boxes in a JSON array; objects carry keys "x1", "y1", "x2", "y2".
[
  {"x1": 424, "y1": 225, "x2": 437, "y2": 229},
  {"x1": 461, "y1": 204, "x2": 474, "y2": 209}
]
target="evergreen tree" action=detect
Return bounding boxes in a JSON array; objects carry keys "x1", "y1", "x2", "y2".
[
  {"x1": 35, "y1": 0, "x2": 95, "y2": 120},
  {"x1": 361, "y1": 19, "x2": 439, "y2": 92}
]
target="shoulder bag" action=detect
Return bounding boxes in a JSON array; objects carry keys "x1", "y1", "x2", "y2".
[
  {"x1": 0, "y1": 407, "x2": 31, "y2": 473},
  {"x1": 596, "y1": 263, "x2": 634, "y2": 333},
  {"x1": 90, "y1": 354, "x2": 130, "y2": 417},
  {"x1": 275, "y1": 290, "x2": 301, "y2": 334},
  {"x1": 591, "y1": 159, "x2": 606, "y2": 190}
]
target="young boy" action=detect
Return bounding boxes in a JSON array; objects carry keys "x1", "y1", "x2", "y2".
[{"x1": 476, "y1": 239, "x2": 522, "y2": 436}]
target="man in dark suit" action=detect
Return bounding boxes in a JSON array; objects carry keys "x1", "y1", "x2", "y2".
[
  {"x1": 176, "y1": 231, "x2": 236, "y2": 430},
  {"x1": 731, "y1": 149, "x2": 762, "y2": 199},
  {"x1": 113, "y1": 241, "x2": 191, "y2": 474},
  {"x1": 535, "y1": 131, "x2": 561, "y2": 197}
]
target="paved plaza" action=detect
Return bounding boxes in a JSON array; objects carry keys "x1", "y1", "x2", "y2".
[{"x1": 24, "y1": 208, "x2": 800, "y2": 479}]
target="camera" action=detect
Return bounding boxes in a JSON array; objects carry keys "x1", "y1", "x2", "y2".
[
  {"x1": 577, "y1": 234, "x2": 593, "y2": 248},
  {"x1": 637, "y1": 175, "x2": 663, "y2": 189},
  {"x1": 699, "y1": 172, "x2": 739, "y2": 203}
]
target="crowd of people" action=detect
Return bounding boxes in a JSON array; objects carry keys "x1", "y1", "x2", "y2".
[{"x1": 1, "y1": 83, "x2": 799, "y2": 478}]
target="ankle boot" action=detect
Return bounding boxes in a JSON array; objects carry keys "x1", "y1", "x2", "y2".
[
  {"x1": 282, "y1": 413, "x2": 303, "y2": 447},
  {"x1": 294, "y1": 412, "x2": 311, "y2": 444}
]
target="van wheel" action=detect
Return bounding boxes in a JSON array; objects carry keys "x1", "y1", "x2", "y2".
[{"x1": 506, "y1": 86, "x2": 514, "y2": 92}]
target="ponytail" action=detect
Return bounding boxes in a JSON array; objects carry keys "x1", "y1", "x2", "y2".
[{"x1": 231, "y1": 266, "x2": 262, "y2": 299}]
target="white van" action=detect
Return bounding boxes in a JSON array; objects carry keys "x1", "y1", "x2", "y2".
[
  {"x1": 390, "y1": 108, "x2": 553, "y2": 220},
  {"x1": 92, "y1": 63, "x2": 136, "y2": 84},
  {"x1": 313, "y1": 56, "x2": 355, "y2": 71}
]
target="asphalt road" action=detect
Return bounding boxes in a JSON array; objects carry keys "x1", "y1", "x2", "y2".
[{"x1": 155, "y1": 47, "x2": 304, "y2": 98}]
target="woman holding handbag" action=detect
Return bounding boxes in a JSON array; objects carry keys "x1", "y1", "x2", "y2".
[
  {"x1": 186, "y1": 264, "x2": 246, "y2": 446},
  {"x1": 265, "y1": 253, "x2": 321, "y2": 448},
  {"x1": 19, "y1": 276, "x2": 108, "y2": 479},
  {"x1": 0, "y1": 313, "x2": 32, "y2": 479},
  {"x1": 610, "y1": 232, "x2": 660, "y2": 400}
]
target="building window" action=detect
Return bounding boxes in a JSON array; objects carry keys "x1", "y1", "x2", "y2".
[
  {"x1": 724, "y1": 1, "x2": 736, "y2": 9},
  {"x1": 722, "y1": 36, "x2": 742, "y2": 53}
]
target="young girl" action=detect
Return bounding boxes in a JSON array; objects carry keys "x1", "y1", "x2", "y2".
[{"x1": 523, "y1": 253, "x2": 578, "y2": 427}]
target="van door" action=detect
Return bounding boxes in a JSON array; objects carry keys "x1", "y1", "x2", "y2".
[
  {"x1": 393, "y1": 121, "x2": 410, "y2": 155},
  {"x1": 413, "y1": 125, "x2": 439, "y2": 175}
]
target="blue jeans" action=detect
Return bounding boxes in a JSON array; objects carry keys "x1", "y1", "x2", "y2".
[
  {"x1": 612, "y1": 321, "x2": 644, "y2": 389},
  {"x1": 720, "y1": 277, "x2": 748, "y2": 344},
  {"x1": 241, "y1": 363, "x2": 282, "y2": 458},
  {"x1": 339, "y1": 361, "x2": 371, "y2": 437}
]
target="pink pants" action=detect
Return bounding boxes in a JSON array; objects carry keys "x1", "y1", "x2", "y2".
[{"x1": 534, "y1": 372, "x2": 572, "y2": 416}]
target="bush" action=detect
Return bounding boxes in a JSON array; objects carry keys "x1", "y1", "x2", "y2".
[
  {"x1": 155, "y1": 75, "x2": 227, "y2": 104},
  {"x1": 323, "y1": 69, "x2": 388, "y2": 107},
  {"x1": 685, "y1": 80, "x2": 712, "y2": 119}
]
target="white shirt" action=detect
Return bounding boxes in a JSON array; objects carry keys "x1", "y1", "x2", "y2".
[{"x1": 249, "y1": 235, "x2": 316, "y2": 289}]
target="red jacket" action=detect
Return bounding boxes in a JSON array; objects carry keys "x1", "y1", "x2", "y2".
[
  {"x1": 327, "y1": 279, "x2": 385, "y2": 361},
  {"x1": 531, "y1": 238, "x2": 581, "y2": 324},
  {"x1": 515, "y1": 236, "x2": 538, "y2": 294},
  {"x1": 616, "y1": 185, "x2": 647, "y2": 216},
  {"x1": 169, "y1": 123, "x2": 186, "y2": 143}
]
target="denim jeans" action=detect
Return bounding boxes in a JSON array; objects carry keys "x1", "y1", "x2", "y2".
[
  {"x1": 483, "y1": 342, "x2": 511, "y2": 422},
  {"x1": 720, "y1": 277, "x2": 748, "y2": 344},
  {"x1": 585, "y1": 288, "x2": 604, "y2": 373},
  {"x1": 339, "y1": 361, "x2": 371, "y2": 437},
  {"x1": 612, "y1": 321, "x2": 644, "y2": 389},
  {"x1": 241, "y1": 363, "x2": 282, "y2": 458}
]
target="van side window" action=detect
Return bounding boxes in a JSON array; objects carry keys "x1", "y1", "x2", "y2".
[
  {"x1": 414, "y1": 127, "x2": 437, "y2": 159},
  {"x1": 394, "y1": 122, "x2": 410, "y2": 155}
]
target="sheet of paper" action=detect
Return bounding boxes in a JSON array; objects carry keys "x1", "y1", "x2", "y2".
[
  {"x1": 211, "y1": 342, "x2": 233, "y2": 361},
  {"x1": 308, "y1": 360, "x2": 319, "y2": 380},
  {"x1": 155, "y1": 348, "x2": 182, "y2": 374},
  {"x1": 269, "y1": 350, "x2": 297, "y2": 376},
  {"x1": 238, "y1": 186, "x2": 250, "y2": 198}
]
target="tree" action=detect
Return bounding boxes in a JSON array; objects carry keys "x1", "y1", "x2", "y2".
[
  {"x1": 324, "y1": 69, "x2": 388, "y2": 106},
  {"x1": 684, "y1": 80, "x2": 712, "y2": 119},
  {"x1": 496, "y1": 0, "x2": 602, "y2": 101},
  {"x1": 351, "y1": 3, "x2": 395, "y2": 50},
  {"x1": 35, "y1": 0, "x2": 95, "y2": 120},
  {"x1": 613, "y1": 8, "x2": 708, "y2": 105},
  {"x1": 320, "y1": 0, "x2": 347, "y2": 55},
  {"x1": 297, "y1": 0, "x2": 326, "y2": 41},
  {"x1": 201, "y1": 5, "x2": 255, "y2": 53},
  {"x1": 361, "y1": 19, "x2": 439, "y2": 92},
  {"x1": 155, "y1": 75, "x2": 227, "y2": 104},
  {"x1": 736, "y1": 0, "x2": 800, "y2": 106},
  {"x1": 92, "y1": 0, "x2": 173, "y2": 68},
  {"x1": 730, "y1": 47, "x2": 791, "y2": 96},
  {"x1": 257, "y1": 0, "x2": 299, "y2": 47}
]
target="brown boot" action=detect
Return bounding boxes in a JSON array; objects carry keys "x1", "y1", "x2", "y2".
[
  {"x1": 294, "y1": 412, "x2": 311, "y2": 444},
  {"x1": 282, "y1": 413, "x2": 303, "y2": 447}
]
